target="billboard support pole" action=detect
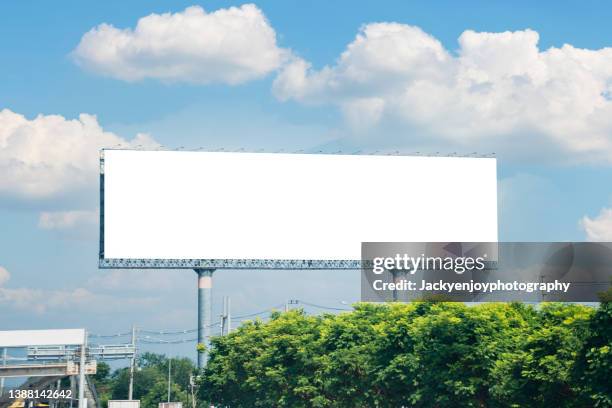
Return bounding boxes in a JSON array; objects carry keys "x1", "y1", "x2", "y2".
[{"x1": 195, "y1": 268, "x2": 214, "y2": 369}]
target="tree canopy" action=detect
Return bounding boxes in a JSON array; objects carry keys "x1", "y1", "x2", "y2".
[
  {"x1": 91, "y1": 353, "x2": 195, "y2": 408},
  {"x1": 199, "y1": 302, "x2": 611, "y2": 407},
  {"x1": 90, "y1": 300, "x2": 611, "y2": 407}
]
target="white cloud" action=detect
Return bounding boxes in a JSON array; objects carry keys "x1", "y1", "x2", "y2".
[
  {"x1": 87, "y1": 269, "x2": 192, "y2": 292},
  {"x1": 0, "y1": 287, "x2": 92, "y2": 314},
  {"x1": 274, "y1": 24, "x2": 612, "y2": 162},
  {"x1": 73, "y1": 4, "x2": 288, "y2": 85},
  {"x1": 581, "y1": 208, "x2": 612, "y2": 241},
  {"x1": 274, "y1": 24, "x2": 450, "y2": 102},
  {"x1": 0, "y1": 267, "x2": 160, "y2": 315},
  {"x1": 0, "y1": 265, "x2": 93, "y2": 314},
  {"x1": 0, "y1": 268, "x2": 166, "y2": 316},
  {"x1": 0, "y1": 266, "x2": 10, "y2": 287},
  {"x1": 0, "y1": 109, "x2": 158, "y2": 199},
  {"x1": 0, "y1": 286, "x2": 158, "y2": 314},
  {"x1": 39, "y1": 209, "x2": 98, "y2": 230},
  {"x1": 37, "y1": 209, "x2": 99, "y2": 240}
]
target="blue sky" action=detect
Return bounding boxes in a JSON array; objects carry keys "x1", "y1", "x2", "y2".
[{"x1": 1, "y1": 1, "x2": 612, "y2": 359}]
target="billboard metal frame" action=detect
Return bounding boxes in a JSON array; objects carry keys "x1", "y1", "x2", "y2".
[{"x1": 99, "y1": 257, "x2": 362, "y2": 270}]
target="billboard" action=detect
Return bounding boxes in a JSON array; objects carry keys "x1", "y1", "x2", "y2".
[
  {"x1": 0, "y1": 329, "x2": 86, "y2": 347},
  {"x1": 100, "y1": 150, "x2": 497, "y2": 268}
]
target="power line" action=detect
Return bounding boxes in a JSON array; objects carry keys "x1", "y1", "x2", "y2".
[
  {"x1": 140, "y1": 328, "x2": 198, "y2": 335},
  {"x1": 297, "y1": 300, "x2": 352, "y2": 311},
  {"x1": 233, "y1": 304, "x2": 285, "y2": 319},
  {"x1": 87, "y1": 300, "x2": 352, "y2": 339},
  {"x1": 139, "y1": 337, "x2": 199, "y2": 344},
  {"x1": 138, "y1": 321, "x2": 221, "y2": 336},
  {"x1": 89, "y1": 331, "x2": 132, "y2": 338}
]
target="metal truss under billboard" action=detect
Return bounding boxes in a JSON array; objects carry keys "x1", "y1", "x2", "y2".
[
  {"x1": 99, "y1": 149, "x2": 498, "y2": 269},
  {"x1": 99, "y1": 258, "x2": 363, "y2": 270}
]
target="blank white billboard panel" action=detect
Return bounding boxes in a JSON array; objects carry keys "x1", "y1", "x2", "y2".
[
  {"x1": 0, "y1": 329, "x2": 86, "y2": 347},
  {"x1": 102, "y1": 151, "x2": 497, "y2": 261}
]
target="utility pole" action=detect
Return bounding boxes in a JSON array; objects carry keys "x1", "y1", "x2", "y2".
[
  {"x1": 70, "y1": 376, "x2": 76, "y2": 408},
  {"x1": 128, "y1": 326, "x2": 136, "y2": 400},
  {"x1": 167, "y1": 357, "x2": 171, "y2": 403},
  {"x1": 78, "y1": 332, "x2": 87, "y2": 408},
  {"x1": 55, "y1": 379, "x2": 61, "y2": 408},
  {"x1": 189, "y1": 375, "x2": 196, "y2": 408},
  {"x1": 221, "y1": 297, "x2": 231, "y2": 336},
  {"x1": 0, "y1": 347, "x2": 6, "y2": 397},
  {"x1": 220, "y1": 301, "x2": 225, "y2": 336},
  {"x1": 226, "y1": 297, "x2": 231, "y2": 334}
]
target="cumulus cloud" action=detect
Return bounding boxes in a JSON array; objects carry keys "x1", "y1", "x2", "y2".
[
  {"x1": 0, "y1": 266, "x2": 103, "y2": 314},
  {"x1": 0, "y1": 109, "x2": 158, "y2": 199},
  {"x1": 37, "y1": 209, "x2": 99, "y2": 240},
  {"x1": 73, "y1": 4, "x2": 288, "y2": 84},
  {"x1": 0, "y1": 266, "x2": 109, "y2": 314},
  {"x1": 0, "y1": 286, "x2": 158, "y2": 314},
  {"x1": 39, "y1": 209, "x2": 98, "y2": 230},
  {"x1": 0, "y1": 268, "x2": 165, "y2": 316},
  {"x1": 581, "y1": 208, "x2": 612, "y2": 241},
  {"x1": 0, "y1": 287, "x2": 93, "y2": 314},
  {"x1": 87, "y1": 269, "x2": 191, "y2": 292},
  {"x1": 273, "y1": 24, "x2": 612, "y2": 162},
  {"x1": 0, "y1": 265, "x2": 160, "y2": 315},
  {"x1": 0, "y1": 266, "x2": 10, "y2": 287}
]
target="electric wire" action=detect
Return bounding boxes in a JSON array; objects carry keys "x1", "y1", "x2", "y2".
[
  {"x1": 296, "y1": 300, "x2": 352, "y2": 311},
  {"x1": 87, "y1": 300, "x2": 352, "y2": 339},
  {"x1": 232, "y1": 303, "x2": 285, "y2": 319}
]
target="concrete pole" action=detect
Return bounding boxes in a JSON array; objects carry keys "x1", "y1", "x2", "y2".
[
  {"x1": 220, "y1": 296, "x2": 231, "y2": 336},
  {"x1": 220, "y1": 299, "x2": 225, "y2": 337},
  {"x1": 128, "y1": 326, "x2": 136, "y2": 400},
  {"x1": 70, "y1": 376, "x2": 76, "y2": 408},
  {"x1": 226, "y1": 297, "x2": 231, "y2": 335},
  {"x1": 0, "y1": 347, "x2": 6, "y2": 397},
  {"x1": 189, "y1": 375, "x2": 196, "y2": 408},
  {"x1": 391, "y1": 270, "x2": 408, "y2": 302},
  {"x1": 78, "y1": 333, "x2": 87, "y2": 408},
  {"x1": 55, "y1": 379, "x2": 61, "y2": 408},
  {"x1": 167, "y1": 357, "x2": 171, "y2": 403},
  {"x1": 195, "y1": 269, "x2": 214, "y2": 369}
]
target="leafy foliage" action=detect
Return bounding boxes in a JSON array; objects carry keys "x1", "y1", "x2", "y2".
[
  {"x1": 199, "y1": 302, "x2": 611, "y2": 407},
  {"x1": 573, "y1": 290, "x2": 612, "y2": 407},
  {"x1": 91, "y1": 353, "x2": 196, "y2": 408}
]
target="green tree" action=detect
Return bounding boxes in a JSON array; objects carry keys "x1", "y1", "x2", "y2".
[
  {"x1": 141, "y1": 381, "x2": 189, "y2": 408},
  {"x1": 88, "y1": 353, "x2": 197, "y2": 408},
  {"x1": 201, "y1": 310, "x2": 327, "y2": 407},
  {"x1": 111, "y1": 364, "x2": 161, "y2": 403},
  {"x1": 91, "y1": 361, "x2": 113, "y2": 408},
  {"x1": 199, "y1": 302, "x2": 607, "y2": 408},
  {"x1": 573, "y1": 284, "x2": 612, "y2": 407},
  {"x1": 489, "y1": 303, "x2": 594, "y2": 407}
]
